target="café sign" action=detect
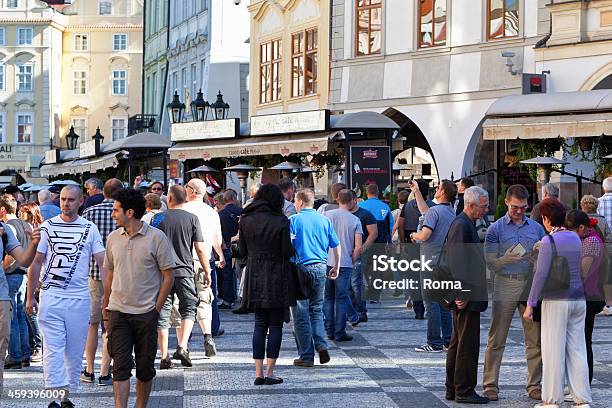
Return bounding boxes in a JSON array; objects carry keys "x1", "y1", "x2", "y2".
[
  {"x1": 250, "y1": 110, "x2": 329, "y2": 136},
  {"x1": 79, "y1": 140, "x2": 100, "y2": 158},
  {"x1": 171, "y1": 118, "x2": 239, "y2": 142},
  {"x1": 45, "y1": 149, "x2": 60, "y2": 164}
]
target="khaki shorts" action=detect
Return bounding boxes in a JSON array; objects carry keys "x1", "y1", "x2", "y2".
[
  {"x1": 88, "y1": 278, "x2": 104, "y2": 325},
  {"x1": 195, "y1": 263, "x2": 214, "y2": 322}
]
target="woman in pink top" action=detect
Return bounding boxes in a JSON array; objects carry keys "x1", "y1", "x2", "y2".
[{"x1": 566, "y1": 209, "x2": 607, "y2": 384}]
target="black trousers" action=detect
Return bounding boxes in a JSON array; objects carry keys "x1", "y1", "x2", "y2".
[
  {"x1": 252, "y1": 308, "x2": 284, "y2": 360},
  {"x1": 446, "y1": 308, "x2": 481, "y2": 397},
  {"x1": 585, "y1": 301, "x2": 604, "y2": 383}
]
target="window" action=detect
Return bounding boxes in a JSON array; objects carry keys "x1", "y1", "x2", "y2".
[
  {"x1": 291, "y1": 28, "x2": 318, "y2": 98},
  {"x1": 16, "y1": 64, "x2": 33, "y2": 92},
  {"x1": 356, "y1": 0, "x2": 382, "y2": 56},
  {"x1": 73, "y1": 71, "x2": 87, "y2": 95},
  {"x1": 71, "y1": 118, "x2": 87, "y2": 141},
  {"x1": 99, "y1": 0, "x2": 112, "y2": 15},
  {"x1": 113, "y1": 33, "x2": 127, "y2": 51},
  {"x1": 17, "y1": 27, "x2": 33, "y2": 45},
  {"x1": 111, "y1": 118, "x2": 126, "y2": 141},
  {"x1": 111, "y1": 70, "x2": 127, "y2": 95},
  {"x1": 181, "y1": 67, "x2": 187, "y2": 101},
  {"x1": 0, "y1": 113, "x2": 4, "y2": 144},
  {"x1": 260, "y1": 39, "x2": 282, "y2": 104},
  {"x1": 7, "y1": 0, "x2": 17, "y2": 8},
  {"x1": 16, "y1": 113, "x2": 32, "y2": 144},
  {"x1": 171, "y1": 71, "x2": 178, "y2": 95},
  {"x1": 152, "y1": 71, "x2": 158, "y2": 112},
  {"x1": 418, "y1": 0, "x2": 446, "y2": 48},
  {"x1": 0, "y1": 28, "x2": 5, "y2": 45},
  {"x1": 488, "y1": 0, "x2": 519, "y2": 40},
  {"x1": 191, "y1": 63, "x2": 197, "y2": 100},
  {"x1": 74, "y1": 34, "x2": 88, "y2": 51},
  {"x1": 0, "y1": 63, "x2": 4, "y2": 91}
]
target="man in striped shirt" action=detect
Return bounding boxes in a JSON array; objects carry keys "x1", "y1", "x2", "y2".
[
  {"x1": 597, "y1": 177, "x2": 612, "y2": 316},
  {"x1": 81, "y1": 178, "x2": 123, "y2": 386}
]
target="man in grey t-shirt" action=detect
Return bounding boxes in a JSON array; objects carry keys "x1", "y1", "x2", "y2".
[
  {"x1": 409, "y1": 180, "x2": 457, "y2": 352},
  {"x1": 324, "y1": 189, "x2": 362, "y2": 342}
]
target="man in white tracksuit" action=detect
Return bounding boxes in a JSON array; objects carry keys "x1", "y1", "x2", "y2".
[{"x1": 26, "y1": 185, "x2": 106, "y2": 408}]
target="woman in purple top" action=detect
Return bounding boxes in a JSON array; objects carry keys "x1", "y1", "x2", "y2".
[
  {"x1": 523, "y1": 199, "x2": 591, "y2": 408},
  {"x1": 566, "y1": 210, "x2": 607, "y2": 384}
]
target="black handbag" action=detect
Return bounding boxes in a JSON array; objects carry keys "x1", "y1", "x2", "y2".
[
  {"x1": 430, "y1": 234, "x2": 459, "y2": 307},
  {"x1": 542, "y1": 233, "x2": 571, "y2": 294},
  {"x1": 291, "y1": 251, "x2": 310, "y2": 300}
]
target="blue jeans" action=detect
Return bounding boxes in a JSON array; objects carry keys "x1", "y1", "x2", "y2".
[
  {"x1": 210, "y1": 261, "x2": 221, "y2": 335},
  {"x1": 349, "y1": 261, "x2": 367, "y2": 317},
  {"x1": 220, "y1": 249, "x2": 236, "y2": 304},
  {"x1": 426, "y1": 301, "x2": 452, "y2": 348},
  {"x1": 7, "y1": 274, "x2": 30, "y2": 362},
  {"x1": 290, "y1": 263, "x2": 328, "y2": 361},
  {"x1": 324, "y1": 267, "x2": 352, "y2": 340},
  {"x1": 27, "y1": 313, "x2": 41, "y2": 351}
]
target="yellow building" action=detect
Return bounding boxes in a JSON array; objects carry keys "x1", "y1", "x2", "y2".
[
  {"x1": 247, "y1": 0, "x2": 330, "y2": 117},
  {"x1": 59, "y1": 0, "x2": 143, "y2": 145}
]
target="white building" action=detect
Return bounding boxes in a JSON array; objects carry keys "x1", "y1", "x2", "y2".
[{"x1": 160, "y1": 0, "x2": 250, "y2": 136}]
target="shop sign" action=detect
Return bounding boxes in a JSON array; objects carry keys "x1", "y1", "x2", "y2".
[
  {"x1": 169, "y1": 160, "x2": 180, "y2": 178},
  {"x1": 45, "y1": 149, "x2": 60, "y2": 164},
  {"x1": 349, "y1": 146, "x2": 392, "y2": 192},
  {"x1": 171, "y1": 118, "x2": 239, "y2": 142},
  {"x1": 251, "y1": 110, "x2": 329, "y2": 136},
  {"x1": 79, "y1": 140, "x2": 100, "y2": 158}
]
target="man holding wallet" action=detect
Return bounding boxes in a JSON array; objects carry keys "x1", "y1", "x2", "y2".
[{"x1": 482, "y1": 184, "x2": 545, "y2": 402}]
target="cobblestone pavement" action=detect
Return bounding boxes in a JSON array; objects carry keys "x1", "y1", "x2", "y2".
[{"x1": 3, "y1": 294, "x2": 612, "y2": 407}]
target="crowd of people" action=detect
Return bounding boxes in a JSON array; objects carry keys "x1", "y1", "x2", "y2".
[{"x1": 0, "y1": 173, "x2": 609, "y2": 408}]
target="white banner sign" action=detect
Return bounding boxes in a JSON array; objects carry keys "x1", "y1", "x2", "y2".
[
  {"x1": 45, "y1": 149, "x2": 60, "y2": 164},
  {"x1": 251, "y1": 110, "x2": 329, "y2": 136},
  {"x1": 171, "y1": 118, "x2": 239, "y2": 142}
]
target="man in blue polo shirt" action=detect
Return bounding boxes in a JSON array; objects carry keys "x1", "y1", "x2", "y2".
[{"x1": 290, "y1": 188, "x2": 340, "y2": 368}]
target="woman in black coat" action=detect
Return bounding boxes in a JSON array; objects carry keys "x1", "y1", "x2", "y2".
[{"x1": 239, "y1": 184, "x2": 296, "y2": 386}]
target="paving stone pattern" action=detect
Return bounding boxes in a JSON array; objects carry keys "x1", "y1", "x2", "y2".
[{"x1": 3, "y1": 295, "x2": 612, "y2": 407}]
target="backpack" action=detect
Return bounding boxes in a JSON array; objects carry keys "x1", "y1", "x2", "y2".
[{"x1": 150, "y1": 212, "x2": 166, "y2": 229}]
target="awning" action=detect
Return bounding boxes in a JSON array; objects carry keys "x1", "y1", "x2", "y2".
[
  {"x1": 483, "y1": 90, "x2": 612, "y2": 140},
  {"x1": 169, "y1": 131, "x2": 337, "y2": 161},
  {"x1": 41, "y1": 151, "x2": 126, "y2": 177}
]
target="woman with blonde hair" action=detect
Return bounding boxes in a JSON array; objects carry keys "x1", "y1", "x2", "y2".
[
  {"x1": 18, "y1": 202, "x2": 43, "y2": 228},
  {"x1": 580, "y1": 195, "x2": 612, "y2": 242}
]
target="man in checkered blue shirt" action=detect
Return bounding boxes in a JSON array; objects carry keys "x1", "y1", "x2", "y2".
[
  {"x1": 80, "y1": 178, "x2": 124, "y2": 385},
  {"x1": 597, "y1": 176, "x2": 612, "y2": 316}
]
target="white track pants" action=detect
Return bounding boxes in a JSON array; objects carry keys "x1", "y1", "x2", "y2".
[{"x1": 38, "y1": 294, "x2": 89, "y2": 393}]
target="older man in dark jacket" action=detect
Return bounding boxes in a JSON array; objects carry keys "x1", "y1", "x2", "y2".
[{"x1": 445, "y1": 186, "x2": 490, "y2": 404}]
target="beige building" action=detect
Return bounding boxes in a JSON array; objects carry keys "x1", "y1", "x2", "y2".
[
  {"x1": 59, "y1": 0, "x2": 143, "y2": 145},
  {"x1": 247, "y1": 0, "x2": 330, "y2": 117},
  {"x1": 0, "y1": 0, "x2": 65, "y2": 183}
]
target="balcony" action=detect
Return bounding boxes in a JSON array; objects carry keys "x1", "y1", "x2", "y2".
[{"x1": 128, "y1": 114, "x2": 158, "y2": 135}]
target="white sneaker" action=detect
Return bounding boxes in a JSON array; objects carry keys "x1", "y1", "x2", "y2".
[
  {"x1": 601, "y1": 305, "x2": 612, "y2": 316},
  {"x1": 534, "y1": 403, "x2": 559, "y2": 408}
]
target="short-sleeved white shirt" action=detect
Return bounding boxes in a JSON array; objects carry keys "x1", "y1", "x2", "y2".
[
  {"x1": 37, "y1": 216, "x2": 105, "y2": 299},
  {"x1": 182, "y1": 200, "x2": 222, "y2": 256}
]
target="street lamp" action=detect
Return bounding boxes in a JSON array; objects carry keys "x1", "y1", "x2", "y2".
[
  {"x1": 66, "y1": 126, "x2": 79, "y2": 150},
  {"x1": 92, "y1": 127, "x2": 104, "y2": 144},
  {"x1": 223, "y1": 163, "x2": 261, "y2": 204},
  {"x1": 190, "y1": 89, "x2": 209, "y2": 121},
  {"x1": 210, "y1": 90, "x2": 230, "y2": 120},
  {"x1": 167, "y1": 90, "x2": 186, "y2": 124},
  {"x1": 269, "y1": 160, "x2": 303, "y2": 179}
]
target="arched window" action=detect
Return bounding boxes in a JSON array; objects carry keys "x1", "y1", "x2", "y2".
[
  {"x1": 418, "y1": 0, "x2": 447, "y2": 48},
  {"x1": 488, "y1": 0, "x2": 519, "y2": 40}
]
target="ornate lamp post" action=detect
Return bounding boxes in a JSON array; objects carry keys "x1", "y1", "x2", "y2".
[
  {"x1": 167, "y1": 90, "x2": 186, "y2": 123},
  {"x1": 223, "y1": 164, "x2": 261, "y2": 204},
  {"x1": 92, "y1": 127, "x2": 104, "y2": 144},
  {"x1": 190, "y1": 89, "x2": 209, "y2": 121},
  {"x1": 66, "y1": 126, "x2": 79, "y2": 150},
  {"x1": 210, "y1": 90, "x2": 230, "y2": 120}
]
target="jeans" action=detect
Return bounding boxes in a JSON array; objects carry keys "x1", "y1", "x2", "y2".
[
  {"x1": 349, "y1": 261, "x2": 367, "y2": 317},
  {"x1": 290, "y1": 263, "x2": 328, "y2": 361},
  {"x1": 252, "y1": 308, "x2": 284, "y2": 359},
  {"x1": 27, "y1": 313, "x2": 41, "y2": 351},
  {"x1": 426, "y1": 301, "x2": 452, "y2": 348},
  {"x1": 210, "y1": 260, "x2": 221, "y2": 335},
  {"x1": 220, "y1": 249, "x2": 236, "y2": 304},
  {"x1": 324, "y1": 267, "x2": 352, "y2": 340},
  {"x1": 7, "y1": 274, "x2": 30, "y2": 362}
]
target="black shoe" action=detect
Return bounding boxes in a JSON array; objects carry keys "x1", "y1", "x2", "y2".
[
  {"x1": 335, "y1": 335, "x2": 353, "y2": 342},
  {"x1": 351, "y1": 315, "x2": 367, "y2": 327},
  {"x1": 455, "y1": 393, "x2": 489, "y2": 404},
  {"x1": 173, "y1": 346, "x2": 192, "y2": 367},
  {"x1": 361, "y1": 314, "x2": 368, "y2": 322},
  {"x1": 218, "y1": 303, "x2": 232, "y2": 310},
  {"x1": 204, "y1": 334, "x2": 217, "y2": 357},
  {"x1": 327, "y1": 335, "x2": 334, "y2": 340},
  {"x1": 232, "y1": 307, "x2": 249, "y2": 314},
  {"x1": 445, "y1": 391, "x2": 455, "y2": 401},
  {"x1": 98, "y1": 374, "x2": 113, "y2": 386},
  {"x1": 61, "y1": 400, "x2": 75, "y2": 408},
  {"x1": 264, "y1": 376, "x2": 283, "y2": 385},
  {"x1": 293, "y1": 358, "x2": 314, "y2": 367},
  {"x1": 317, "y1": 348, "x2": 330, "y2": 364},
  {"x1": 21, "y1": 358, "x2": 30, "y2": 368},
  {"x1": 369, "y1": 300, "x2": 380, "y2": 304},
  {"x1": 415, "y1": 313, "x2": 425, "y2": 320},
  {"x1": 4, "y1": 360, "x2": 22, "y2": 370},
  {"x1": 159, "y1": 357, "x2": 173, "y2": 370},
  {"x1": 254, "y1": 377, "x2": 265, "y2": 386},
  {"x1": 213, "y1": 329, "x2": 225, "y2": 338},
  {"x1": 48, "y1": 402, "x2": 61, "y2": 408}
]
